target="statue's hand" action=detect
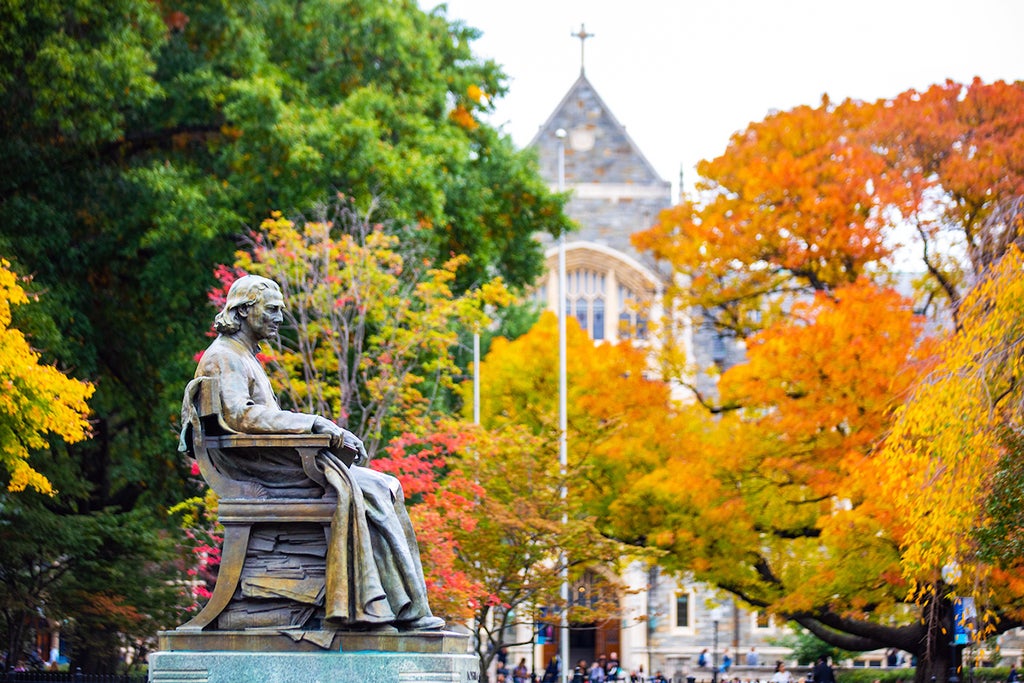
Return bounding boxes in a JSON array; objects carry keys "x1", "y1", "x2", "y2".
[
  {"x1": 313, "y1": 416, "x2": 367, "y2": 466},
  {"x1": 343, "y1": 430, "x2": 368, "y2": 466},
  {"x1": 312, "y1": 416, "x2": 345, "y2": 448}
]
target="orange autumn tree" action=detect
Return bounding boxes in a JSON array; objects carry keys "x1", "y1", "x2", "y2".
[
  {"x1": 611, "y1": 280, "x2": 935, "y2": 652},
  {"x1": 474, "y1": 311, "x2": 690, "y2": 526},
  {"x1": 631, "y1": 79, "x2": 1024, "y2": 683},
  {"x1": 871, "y1": 79, "x2": 1024, "y2": 324},
  {"x1": 636, "y1": 78, "x2": 1024, "y2": 340},
  {"x1": 634, "y1": 95, "x2": 902, "y2": 344}
]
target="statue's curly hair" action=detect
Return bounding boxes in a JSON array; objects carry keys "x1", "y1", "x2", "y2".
[{"x1": 213, "y1": 275, "x2": 281, "y2": 334}]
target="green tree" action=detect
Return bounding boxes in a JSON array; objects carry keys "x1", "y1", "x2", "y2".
[{"x1": 0, "y1": 0, "x2": 569, "y2": 670}]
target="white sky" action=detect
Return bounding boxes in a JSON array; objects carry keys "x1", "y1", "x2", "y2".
[{"x1": 428, "y1": 0, "x2": 1024, "y2": 196}]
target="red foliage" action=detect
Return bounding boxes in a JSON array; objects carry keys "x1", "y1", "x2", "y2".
[
  {"x1": 208, "y1": 264, "x2": 248, "y2": 310},
  {"x1": 375, "y1": 428, "x2": 472, "y2": 498},
  {"x1": 372, "y1": 422, "x2": 483, "y2": 620}
]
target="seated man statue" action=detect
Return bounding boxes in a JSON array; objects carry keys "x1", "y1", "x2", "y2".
[{"x1": 189, "y1": 273, "x2": 444, "y2": 632}]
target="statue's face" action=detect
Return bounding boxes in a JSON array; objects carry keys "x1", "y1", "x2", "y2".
[{"x1": 246, "y1": 289, "x2": 285, "y2": 341}]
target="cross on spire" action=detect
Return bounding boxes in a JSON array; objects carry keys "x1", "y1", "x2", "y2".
[{"x1": 572, "y1": 23, "x2": 594, "y2": 75}]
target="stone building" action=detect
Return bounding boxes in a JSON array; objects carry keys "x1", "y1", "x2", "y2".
[
  {"x1": 530, "y1": 70, "x2": 668, "y2": 346},
  {"x1": 524, "y1": 67, "x2": 784, "y2": 681}
]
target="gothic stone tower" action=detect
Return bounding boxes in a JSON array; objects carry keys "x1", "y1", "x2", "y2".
[{"x1": 530, "y1": 71, "x2": 672, "y2": 344}]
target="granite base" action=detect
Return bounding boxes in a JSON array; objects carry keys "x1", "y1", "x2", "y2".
[
  {"x1": 148, "y1": 648, "x2": 478, "y2": 683},
  {"x1": 149, "y1": 631, "x2": 478, "y2": 683}
]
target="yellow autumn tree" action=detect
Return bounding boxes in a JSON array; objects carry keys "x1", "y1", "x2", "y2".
[
  {"x1": 873, "y1": 243, "x2": 1024, "y2": 603},
  {"x1": 217, "y1": 202, "x2": 512, "y2": 457},
  {"x1": 470, "y1": 311, "x2": 696, "y2": 537},
  {"x1": 0, "y1": 259, "x2": 94, "y2": 493}
]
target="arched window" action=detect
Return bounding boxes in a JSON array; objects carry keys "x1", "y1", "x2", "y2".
[
  {"x1": 566, "y1": 269, "x2": 607, "y2": 340},
  {"x1": 617, "y1": 285, "x2": 648, "y2": 340}
]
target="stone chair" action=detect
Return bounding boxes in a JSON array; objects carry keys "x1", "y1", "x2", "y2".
[{"x1": 177, "y1": 376, "x2": 353, "y2": 634}]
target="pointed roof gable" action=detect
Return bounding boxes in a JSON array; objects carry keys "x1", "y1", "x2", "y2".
[{"x1": 530, "y1": 73, "x2": 666, "y2": 186}]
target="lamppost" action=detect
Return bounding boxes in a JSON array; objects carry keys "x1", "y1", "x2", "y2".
[
  {"x1": 942, "y1": 562, "x2": 961, "y2": 683},
  {"x1": 711, "y1": 606, "x2": 726, "y2": 683},
  {"x1": 556, "y1": 126, "x2": 569, "y2": 683},
  {"x1": 712, "y1": 620, "x2": 719, "y2": 683}
]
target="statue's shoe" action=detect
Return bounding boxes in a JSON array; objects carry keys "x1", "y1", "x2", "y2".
[
  {"x1": 324, "y1": 617, "x2": 398, "y2": 634},
  {"x1": 399, "y1": 615, "x2": 446, "y2": 631},
  {"x1": 349, "y1": 623, "x2": 399, "y2": 634}
]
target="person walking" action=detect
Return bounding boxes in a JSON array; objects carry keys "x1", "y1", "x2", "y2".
[
  {"x1": 572, "y1": 660, "x2": 588, "y2": 683},
  {"x1": 606, "y1": 652, "x2": 621, "y2": 682},
  {"x1": 512, "y1": 658, "x2": 529, "y2": 683},
  {"x1": 812, "y1": 657, "x2": 836, "y2": 683},
  {"x1": 543, "y1": 656, "x2": 560, "y2": 683},
  {"x1": 770, "y1": 661, "x2": 792, "y2": 683}
]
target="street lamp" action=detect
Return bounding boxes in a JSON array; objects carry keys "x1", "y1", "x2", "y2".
[
  {"x1": 942, "y1": 563, "x2": 961, "y2": 683},
  {"x1": 556, "y1": 126, "x2": 569, "y2": 683},
  {"x1": 711, "y1": 606, "x2": 727, "y2": 683}
]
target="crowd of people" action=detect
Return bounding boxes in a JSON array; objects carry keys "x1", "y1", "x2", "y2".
[
  {"x1": 0, "y1": 646, "x2": 54, "y2": 673},
  {"x1": 494, "y1": 649, "x2": 659, "y2": 683},
  {"x1": 491, "y1": 644, "x2": 1024, "y2": 683},
  {"x1": 568, "y1": 651, "x2": 662, "y2": 683},
  {"x1": 492, "y1": 646, "x2": 841, "y2": 683}
]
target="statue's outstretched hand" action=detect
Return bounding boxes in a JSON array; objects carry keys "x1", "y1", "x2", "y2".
[
  {"x1": 313, "y1": 416, "x2": 367, "y2": 466},
  {"x1": 312, "y1": 416, "x2": 343, "y2": 444},
  {"x1": 343, "y1": 430, "x2": 368, "y2": 466}
]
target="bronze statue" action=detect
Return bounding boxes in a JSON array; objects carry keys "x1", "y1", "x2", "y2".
[{"x1": 181, "y1": 274, "x2": 444, "y2": 634}]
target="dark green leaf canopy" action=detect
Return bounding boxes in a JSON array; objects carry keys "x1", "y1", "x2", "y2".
[{"x1": 0, "y1": 0, "x2": 570, "y2": 670}]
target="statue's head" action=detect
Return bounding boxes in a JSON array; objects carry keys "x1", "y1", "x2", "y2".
[{"x1": 214, "y1": 275, "x2": 282, "y2": 334}]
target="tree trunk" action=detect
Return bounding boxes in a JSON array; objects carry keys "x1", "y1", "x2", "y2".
[
  {"x1": 914, "y1": 646, "x2": 955, "y2": 683},
  {"x1": 913, "y1": 594, "x2": 961, "y2": 683},
  {"x1": 4, "y1": 609, "x2": 28, "y2": 673},
  {"x1": 71, "y1": 626, "x2": 123, "y2": 674}
]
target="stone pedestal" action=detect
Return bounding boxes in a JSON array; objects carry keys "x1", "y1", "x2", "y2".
[{"x1": 149, "y1": 631, "x2": 477, "y2": 683}]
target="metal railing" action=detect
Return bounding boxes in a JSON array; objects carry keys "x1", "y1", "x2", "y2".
[{"x1": 3, "y1": 670, "x2": 146, "y2": 683}]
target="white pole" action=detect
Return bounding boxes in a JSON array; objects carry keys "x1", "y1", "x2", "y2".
[
  {"x1": 473, "y1": 331, "x2": 480, "y2": 425},
  {"x1": 471, "y1": 330, "x2": 480, "y2": 659},
  {"x1": 556, "y1": 127, "x2": 570, "y2": 683}
]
